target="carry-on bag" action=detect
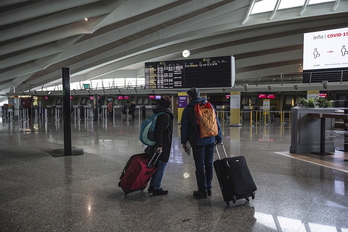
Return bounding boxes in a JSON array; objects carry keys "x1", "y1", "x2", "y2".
[
  {"x1": 118, "y1": 151, "x2": 160, "y2": 195},
  {"x1": 213, "y1": 144, "x2": 257, "y2": 206}
]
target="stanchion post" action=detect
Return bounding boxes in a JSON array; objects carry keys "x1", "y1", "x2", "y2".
[{"x1": 250, "y1": 110, "x2": 253, "y2": 127}]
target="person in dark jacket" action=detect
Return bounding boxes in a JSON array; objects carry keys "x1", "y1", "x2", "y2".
[
  {"x1": 148, "y1": 95, "x2": 174, "y2": 196},
  {"x1": 129, "y1": 101, "x2": 136, "y2": 119},
  {"x1": 180, "y1": 88, "x2": 222, "y2": 199}
]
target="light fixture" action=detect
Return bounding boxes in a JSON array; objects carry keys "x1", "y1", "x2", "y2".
[
  {"x1": 182, "y1": 50, "x2": 190, "y2": 58},
  {"x1": 243, "y1": 83, "x2": 248, "y2": 91},
  {"x1": 322, "y1": 81, "x2": 328, "y2": 89},
  {"x1": 84, "y1": 18, "x2": 89, "y2": 21}
]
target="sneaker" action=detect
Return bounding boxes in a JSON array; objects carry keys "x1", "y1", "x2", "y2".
[
  {"x1": 207, "y1": 188, "x2": 212, "y2": 197},
  {"x1": 148, "y1": 186, "x2": 154, "y2": 193},
  {"x1": 193, "y1": 190, "x2": 207, "y2": 199},
  {"x1": 152, "y1": 188, "x2": 168, "y2": 196}
]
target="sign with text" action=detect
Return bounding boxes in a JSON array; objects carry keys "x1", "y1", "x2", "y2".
[
  {"x1": 145, "y1": 56, "x2": 235, "y2": 89},
  {"x1": 303, "y1": 27, "x2": 348, "y2": 70}
]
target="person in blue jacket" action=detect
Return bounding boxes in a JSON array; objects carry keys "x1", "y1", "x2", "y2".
[
  {"x1": 181, "y1": 87, "x2": 222, "y2": 199},
  {"x1": 147, "y1": 95, "x2": 174, "y2": 196}
]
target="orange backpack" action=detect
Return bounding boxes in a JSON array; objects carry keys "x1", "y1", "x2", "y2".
[{"x1": 194, "y1": 101, "x2": 218, "y2": 138}]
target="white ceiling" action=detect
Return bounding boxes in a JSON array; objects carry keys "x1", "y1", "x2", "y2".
[{"x1": 1, "y1": 0, "x2": 348, "y2": 97}]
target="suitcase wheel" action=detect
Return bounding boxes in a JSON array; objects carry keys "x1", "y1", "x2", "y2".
[
  {"x1": 245, "y1": 197, "x2": 250, "y2": 202},
  {"x1": 232, "y1": 196, "x2": 237, "y2": 204},
  {"x1": 225, "y1": 201, "x2": 230, "y2": 206},
  {"x1": 252, "y1": 193, "x2": 255, "y2": 199}
]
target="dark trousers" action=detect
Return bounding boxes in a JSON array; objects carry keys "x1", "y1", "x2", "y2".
[{"x1": 192, "y1": 143, "x2": 215, "y2": 192}]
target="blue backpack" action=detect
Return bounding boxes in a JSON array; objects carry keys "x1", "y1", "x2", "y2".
[{"x1": 139, "y1": 112, "x2": 166, "y2": 146}]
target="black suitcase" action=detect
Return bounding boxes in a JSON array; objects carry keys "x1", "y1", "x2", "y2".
[{"x1": 214, "y1": 144, "x2": 257, "y2": 206}]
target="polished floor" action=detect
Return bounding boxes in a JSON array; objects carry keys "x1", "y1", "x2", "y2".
[{"x1": 1, "y1": 114, "x2": 348, "y2": 232}]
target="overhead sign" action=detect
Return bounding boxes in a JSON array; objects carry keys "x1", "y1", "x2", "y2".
[
  {"x1": 145, "y1": 56, "x2": 235, "y2": 89},
  {"x1": 303, "y1": 27, "x2": 348, "y2": 70}
]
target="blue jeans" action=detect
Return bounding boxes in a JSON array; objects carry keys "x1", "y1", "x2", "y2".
[
  {"x1": 150, "y1": 160, "x2": 167, "y2": 190},
  {"x1": 193, "y1": 143, "x2": 215, "y2": 192}
]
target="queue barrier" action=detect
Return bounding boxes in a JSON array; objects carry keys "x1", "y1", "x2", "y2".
[{"x1": 240, "y1": 110, "x2": 292, "y2": 127}]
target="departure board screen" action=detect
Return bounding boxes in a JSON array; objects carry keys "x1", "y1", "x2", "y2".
[{"x1": 144, "y1": 56, "x2": 235, "y2": 89}]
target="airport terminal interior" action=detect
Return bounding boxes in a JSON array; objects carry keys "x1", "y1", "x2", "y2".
[
  {"x1": 0, "y1": 111, "x2": 348, "y2": 231},
  {"x1": 1, "y1": 0, "x2": 348, "y2": 231}
]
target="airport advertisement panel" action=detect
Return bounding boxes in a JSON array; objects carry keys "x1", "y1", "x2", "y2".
[{"x1": 303, "y1": 27, "x2": 348, "y2": 70}]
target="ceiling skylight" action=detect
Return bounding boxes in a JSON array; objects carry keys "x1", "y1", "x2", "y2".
[{"x1": 251, "y1": 0, "x2": 336, "y2": 15}]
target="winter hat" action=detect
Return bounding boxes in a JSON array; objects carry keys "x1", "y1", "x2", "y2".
[{"x1": 187, "y1": 87, "x2": 200, "y2": 99}]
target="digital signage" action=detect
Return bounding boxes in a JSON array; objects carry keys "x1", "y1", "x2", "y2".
[
  {"x1": 145, "y1": 56, "x2": 235, "y2": 89},
  {"x1": 303, "y1": 27, "x2": 348, "y2": 83},
  {"x1": 267, "y1": 94, "x2": 276, "y2": 99},
  {"x1": 258, "y1": 94, "x2": 267, "y2": 99},
  {"x1": 303, "y1": 27, "x2": 348, "y2": 70}
]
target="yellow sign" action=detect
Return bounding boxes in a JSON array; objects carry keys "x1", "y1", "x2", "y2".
[{"x1": 230, "y1": 91, "x2": 240, "y2": 126}]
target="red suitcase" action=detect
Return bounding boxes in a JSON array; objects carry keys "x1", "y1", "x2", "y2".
[{"x1": 118, "y1": 152, "x2": 160, "y2": 194}]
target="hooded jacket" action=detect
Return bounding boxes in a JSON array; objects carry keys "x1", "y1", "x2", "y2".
[
  {"x1": 152, "y1": 106, "x2": 174, "y2": 162},
  {"x1": 180, "y1": 97, "x2": 222, "y2": 146}
]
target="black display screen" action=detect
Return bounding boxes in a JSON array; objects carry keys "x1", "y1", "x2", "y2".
[{"x1": 144, "y1": 56, "x2": 234, "y2": 89}]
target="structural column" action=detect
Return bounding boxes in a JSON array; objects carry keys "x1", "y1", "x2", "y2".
[{"x1": 62, "y1": 67, "x2": 72, "y2": 156}]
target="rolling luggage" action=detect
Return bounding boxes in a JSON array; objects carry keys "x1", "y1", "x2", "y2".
[
  {"x1": 118, "y1": 152, "x2": 160, "y2": 195},
  {"x1": 214, "y1": 144, "x2": 257, "y2": 206}
]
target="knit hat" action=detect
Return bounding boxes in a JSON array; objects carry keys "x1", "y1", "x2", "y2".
[{"x1": 187, "y1": 87, "x2": 200, "y2": 99}]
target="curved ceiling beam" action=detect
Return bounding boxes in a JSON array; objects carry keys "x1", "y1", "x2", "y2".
[
  {"x1": 0, "y1": 2, "x2": 113, "y2": 43},
  {"x1": 0, "y1": 0, "x2": 100, "y2": 27},
  {"x1": 0, "y1": 16, "x2": 105, "y2": 56}
]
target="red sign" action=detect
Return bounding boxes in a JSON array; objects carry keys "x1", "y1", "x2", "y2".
[
  {"x1": 319, "y1": 93, "x2": 327, "y2": 98},
  {"x1": 267, "y1": 94, "x2": 276, "y2": 99}
]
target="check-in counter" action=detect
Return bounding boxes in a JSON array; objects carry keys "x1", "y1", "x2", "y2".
[{"x1": 113, "y1": 105, "x2": 122, "y2": 118}]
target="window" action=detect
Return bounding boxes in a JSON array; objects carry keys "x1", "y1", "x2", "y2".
[{"x1": 251, "y1": 0, "x2": 335, "y2": 15}]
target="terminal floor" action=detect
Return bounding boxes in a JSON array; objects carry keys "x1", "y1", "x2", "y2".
[{"x1": 0, "y1": 117, "x2": 348, "y2": 232}]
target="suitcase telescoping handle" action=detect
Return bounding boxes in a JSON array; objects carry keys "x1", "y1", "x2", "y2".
[
  {"x1": 215, "y1": 143, "x2": 228, "y2": 160},
  {"x1": 148, "y1": 151, "x2": 161, "y2": 168}
]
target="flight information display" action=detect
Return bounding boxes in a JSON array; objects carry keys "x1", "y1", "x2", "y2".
[{"x1": 144, "y1": 56, "x2": 235, "y2": 89}]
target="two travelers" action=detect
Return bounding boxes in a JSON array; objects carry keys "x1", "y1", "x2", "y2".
[{"x1": 143, "y1": 88, "x2": 222, "y2": 199}]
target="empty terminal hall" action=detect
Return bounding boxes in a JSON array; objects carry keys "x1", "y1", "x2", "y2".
[{"x1": 1, "y1": 1, "x2": 348, "y2": 232}]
